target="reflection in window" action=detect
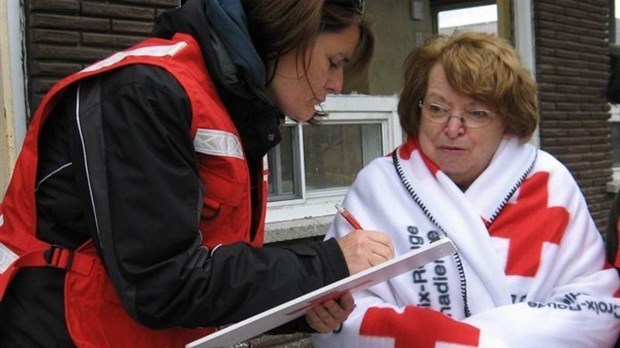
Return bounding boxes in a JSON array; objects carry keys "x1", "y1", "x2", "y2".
[
  {"x1": 437, "y1": 4, "x2": 498, "y2": 35},
  {"x1": 615, "y1": 0, "x2": 620, "y2": 44},
  {"x1": 612, "y1": 120, "x2": 620, "y2": 168},
  {"x1": 267, "y1": 125, "x2": 299, "y2": 201},
  {"x1": 267, "y1": 122, "x2": 383, "y2": 201},
  {"x1": 304, "y1": 123, "x2": 382, "y2": 192}
]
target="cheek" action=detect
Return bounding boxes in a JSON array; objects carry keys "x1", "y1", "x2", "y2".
[
  {"x1": 474, "y1": 134, "x2": 504, "y2": 163},
  {"x1": 271, "y1": 81, "x2": 317, "y2": 122},
  {"x1": 481, "y1": 126, "x2": 508, "y2": 153},
  {"x1": 417, "y1": 123, "x2": 439, "y2": 157},
  {"x1": 305, "y1": 65, "x2": 327, "y2": 92},
  {"x1": 418, "y1": 120, "x2": 442, "y2": 142},
  {"x1": 272, "y1": 71, "x2": 303, "y2": 98}
]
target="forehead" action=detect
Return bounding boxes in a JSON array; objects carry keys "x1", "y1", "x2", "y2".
[
  {"x1": 313, "y1": 24, "x2": 360, "y2": 58},
  {"x1": 425, "y1": 63, "x2": 486, "y2": 106},
  {"x1": 426, "y1": 63, "x2": 450, "y2": 93},
  {"x1": 426, "y1": 64, "x2": 465, "y2": 101}
]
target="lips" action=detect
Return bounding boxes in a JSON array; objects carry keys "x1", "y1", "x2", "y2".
[{"x1": 439, "y1": 145, "x2": 465, "y2": 152}]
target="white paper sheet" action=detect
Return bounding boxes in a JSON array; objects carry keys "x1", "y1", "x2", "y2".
[{"x1": 187, "y1": 237, "x2": 457, "y2": 348}]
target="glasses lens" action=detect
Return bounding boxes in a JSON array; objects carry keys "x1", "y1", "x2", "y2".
[
  {"x1": 419, "y1": 101, "x2": 494, "y2": 128},
  {"x1": 464, "y1": 110, "x2": 493, "y2": 128}
]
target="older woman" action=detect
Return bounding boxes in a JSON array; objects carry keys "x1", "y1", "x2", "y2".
[{"x1": 313, "y1": 31, "x2": 620, "y2": 347}]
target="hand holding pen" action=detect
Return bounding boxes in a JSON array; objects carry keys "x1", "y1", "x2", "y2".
[{"x1": 334, "y1": 203, "x2": 394, "y2": 274}]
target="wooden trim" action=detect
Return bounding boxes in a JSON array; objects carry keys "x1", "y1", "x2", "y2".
[
  {"x1": 0, "y1": 0, "x2": 16, "y2": 198},
  {"x1": 497, "y1": 0, "x2": 512, "y2": 41}
]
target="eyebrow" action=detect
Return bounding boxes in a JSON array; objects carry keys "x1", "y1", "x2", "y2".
[
  {"x1": 424, "y1": 93, "x2": 447, "y2": 103},
  {"x1": 425, "y1": 93, "x2": 488, "y2": 108}
]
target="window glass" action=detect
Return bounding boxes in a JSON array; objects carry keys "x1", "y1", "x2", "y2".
[
  {"x1": 437, "y1": 4, "x2": 498, "y2": 35},
  {"x1": 615, "y1": 1, "x2": 620, "y2": 44},
  {"x1": 264, "y1": 96, "x2": 399, "y2": 222},
  {"x1": 303, "y1": 123, "x2": 382, "y2": 192},
  {"x1": 267, "y1": 125, "x2": 300, "y2": 201},
  {"x1": 266, "y1": 121, "x2": 384, "y2": 202},
  {"x1": 612, "y1": 120, "x2": 620, "y2": 168}
]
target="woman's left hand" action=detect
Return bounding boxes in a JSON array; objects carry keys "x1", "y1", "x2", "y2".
[{"x1": 305, "y1": 292, "x2": 355, "y2": 333}]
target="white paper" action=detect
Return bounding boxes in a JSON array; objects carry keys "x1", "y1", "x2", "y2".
[{"x1": 187, "y1": 238, "x2": 457, "y2": 348}]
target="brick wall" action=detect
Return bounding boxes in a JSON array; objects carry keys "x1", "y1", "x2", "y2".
[
  {"x1": 25, "y1": 0, "x2": 179, "y2": 116},
  {"x1": 534, "y1": 0, "x2": 613, "y2": 231}
]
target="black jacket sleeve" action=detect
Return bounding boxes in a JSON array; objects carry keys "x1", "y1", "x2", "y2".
[{"x1": 67, "y1": 64, "x2": 349, "y2": 330}]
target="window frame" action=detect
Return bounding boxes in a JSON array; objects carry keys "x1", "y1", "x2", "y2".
[
  {"x1": 608, "y1": 104, "x2": 620, "y2": 192},
  {"x1": 266, "y1": 94, "x2": 401, "y2": 223}
]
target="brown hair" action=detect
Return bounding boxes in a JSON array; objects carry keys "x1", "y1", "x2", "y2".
[
  {"x1": 320, "y1": 1, "x2": 374, "y2": 75},
  {"x1": 398, "y1": 31, "x2": 538, "y2": 140},
  {"x1": 242, "y1": 0, "x2": 375, "y2": 84}
]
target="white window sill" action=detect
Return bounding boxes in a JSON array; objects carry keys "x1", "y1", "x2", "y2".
[{"x1": 607, "y1": 180, "x2": 620, "y2": 194}]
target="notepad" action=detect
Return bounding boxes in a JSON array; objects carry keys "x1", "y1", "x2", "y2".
[{"x1": 187, "y1": 237, "x2": 457, "y2": 348}]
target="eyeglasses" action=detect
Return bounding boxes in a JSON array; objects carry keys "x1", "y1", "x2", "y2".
[
  {"x1": 418, "y1": 100, "x2": 496, "y2": 128},
  {"x1": 327, "y1": 0, "x2": 365, "y2": 14}
]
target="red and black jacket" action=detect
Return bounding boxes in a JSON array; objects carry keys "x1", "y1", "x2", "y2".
[{"x1": 0, "y1": 33, "x2": 347, "y2": 347}]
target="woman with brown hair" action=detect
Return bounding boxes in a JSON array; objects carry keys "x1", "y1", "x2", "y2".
[
  {"x1": 313, "y1": 31, "x2": 619, "y2": 347},
  {"x1": 0, "y1": 0, "x2": 394, "y2": 346}
]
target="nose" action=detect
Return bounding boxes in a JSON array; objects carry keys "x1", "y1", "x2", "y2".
[
  {"x1": 325, "y1": 69, "x2": 344, "y2": 94},
  {"x1": 444, "y1": 116, "x2": 466, "y2": 138}
]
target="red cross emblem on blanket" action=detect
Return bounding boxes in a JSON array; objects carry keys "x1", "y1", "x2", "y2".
[
  {"x1": 488, "y1": 171, "x2": 568, "y2": 277},
  {"x1": 360, "y1": 306, "x2": 480, "y2": 347}
]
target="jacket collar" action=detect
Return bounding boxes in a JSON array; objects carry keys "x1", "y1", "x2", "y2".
[{"x1": 152, "y1": 0, "x2": 284, "y2": 162}]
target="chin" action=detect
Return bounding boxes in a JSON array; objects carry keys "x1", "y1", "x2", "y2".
[{"x1": 287, "y1": 110, "x2": 315, "y2": 123}]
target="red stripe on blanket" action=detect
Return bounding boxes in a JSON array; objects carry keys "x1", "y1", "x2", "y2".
[
  {"x1": 399, "y1": 137, "x2": 440, "y2": 175},
  {"x1": 360, "y1": 306, "x2": 480, "y2": 347},
  {"x1": 488, "y1": 172, "x2": 568, "y2": 277},
  {"x1": 398, "y1": 137, "x2": 416, "y2": 160}
]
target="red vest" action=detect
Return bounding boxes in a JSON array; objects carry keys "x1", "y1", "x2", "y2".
[{"x1": 0, "y1": 33, "x2": 267, "y2": 347}]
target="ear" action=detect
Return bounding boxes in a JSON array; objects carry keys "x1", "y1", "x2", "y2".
[{"x1": 501, "y1": 125, "x2": 515, "y2": 139}]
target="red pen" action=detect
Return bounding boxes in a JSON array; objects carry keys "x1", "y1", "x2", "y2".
[{"x1": 335, "y1": 203, "x2": 364, "y2": 230}]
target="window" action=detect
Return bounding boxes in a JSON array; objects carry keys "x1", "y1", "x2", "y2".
[
  {"x1": 266, "y1": 95, "x2": 401, "y2": 223},
  {"x1": 431, "y1": 0, "x2": 515, "y2": 43},
  {"x1": 611, "y1": 107, "x2": 620, "y2": 168},
  {"x1": 268, "y1": 122, "x2": 383, "y2": 201},
  {"x1": 435, "y1": 3, "x2": 498, "y2": 35}
]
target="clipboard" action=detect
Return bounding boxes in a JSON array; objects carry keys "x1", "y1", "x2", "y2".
[{"x1": 186, "y1": 237, "x2": 457, "y2": 348}]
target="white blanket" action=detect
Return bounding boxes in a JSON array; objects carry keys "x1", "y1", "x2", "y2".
[{"x1": 313, "y1": 137, "x2": 620, "y2": 348}]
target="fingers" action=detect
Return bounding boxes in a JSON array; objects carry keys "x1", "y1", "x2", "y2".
[
  {"x1": 365, "y1": 230, "x2": 395, "y2": 249},
  {"x1": 305, "y1": 293, "x2": 355, "y2": 333},
  {"x1": 336, "y1": 292, "x2": 355, "y2": 311},
  {"x1": 337, "y1": 231, "x2": 395, "y2": 274},
  {"x1": 366, "y1": 231, "x2": 395, "y2": 261}
]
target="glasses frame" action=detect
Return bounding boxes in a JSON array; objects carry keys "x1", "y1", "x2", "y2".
[{"x1": 417, "y1": 99, "x2": 496, "y2": 129}]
